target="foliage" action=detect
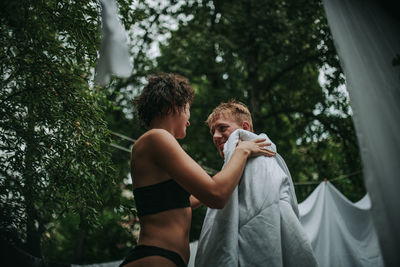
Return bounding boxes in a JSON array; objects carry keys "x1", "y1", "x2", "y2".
[
  {"x1": 0, "y1": 0, "x2": 367, "y2": 264},
  {"x1": 147, "y1": 0, "x2": 365, "y2": 201},
  {"x1": 99, "y1": 0, "x2": 366, "y2": 243},
  {"x1": 41, "y1": 207, "x2": 136, "y2": 264},
  {"x1": 0, "y1": 0, "x2": 135, "y2": 264},
  {"x1": 96, "y1": 0, "x2": 366, "y2": 243}
]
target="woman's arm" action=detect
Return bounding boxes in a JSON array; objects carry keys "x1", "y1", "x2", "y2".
[
  {"x1": 149, "y1": 129, "x2": 272, "y2": 209},
  {"x1": 190, "y1": 195, "x2": 203, "y2": 209}
]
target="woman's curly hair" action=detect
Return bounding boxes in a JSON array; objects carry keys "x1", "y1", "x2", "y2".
[{"x1": 134, "y1": 73, "x2": 195, "y2": 128}]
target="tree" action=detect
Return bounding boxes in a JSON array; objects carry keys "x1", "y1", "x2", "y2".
[
  {"x1": 100, "y1": 0, "x2": 366, "y2": 242},
  {"x1": 0, "y1": 0, "x2": 135, "y2": 264},
  {"x1": 0, "y1": 0, "x2": 367, "y2": 263},
  {"x1": 149, "y1": 0, "x2": 365, "y2": 202}
]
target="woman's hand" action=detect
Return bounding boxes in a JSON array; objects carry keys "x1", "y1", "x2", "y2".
[{"x1": 236, "y1": 138, "x2": 276, "y2": 158}]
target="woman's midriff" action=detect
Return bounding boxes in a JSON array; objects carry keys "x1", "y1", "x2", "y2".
[{"x1": 137, "y1": 207, "x2": 192, "y2": 264}]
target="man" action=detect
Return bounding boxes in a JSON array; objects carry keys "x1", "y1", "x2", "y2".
[{"x1": 194, "y1": 100, "x2": 318, "y2": 267}]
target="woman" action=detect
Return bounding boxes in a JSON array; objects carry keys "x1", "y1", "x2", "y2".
[{"x1": 120, "y1": 73, "x2": 274, "y2": 267}]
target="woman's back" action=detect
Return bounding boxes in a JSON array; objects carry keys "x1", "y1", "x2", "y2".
[{"x1": 130, "y1": 129, "x2": 192, "y2": 263}]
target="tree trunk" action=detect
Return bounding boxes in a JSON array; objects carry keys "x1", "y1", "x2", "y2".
[
  {"x1": 73, "y1": 210, "x2": 88, "y2": 264},
  {"x1": 23, "y1": 99, "x2": 42, "y2": 258},
  {"x1": 244, "y1": 1, "x2": 262, "y2": 132}
]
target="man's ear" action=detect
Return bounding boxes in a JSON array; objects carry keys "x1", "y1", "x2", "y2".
[{"x1": 242, "y1": 121, "x2": 251, "y2": 131}]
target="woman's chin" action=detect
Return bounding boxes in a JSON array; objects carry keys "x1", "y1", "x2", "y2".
[{"x1": 176, "y1": 132, "x2": 186, "y2": 139}]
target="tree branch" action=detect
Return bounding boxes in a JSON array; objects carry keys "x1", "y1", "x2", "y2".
[
  {"x1": 0, "y1": 88, "x2": 31, "y2": 106},
  {"x1": 261, "y1": 55, "x2": 320, "y2": 97}
]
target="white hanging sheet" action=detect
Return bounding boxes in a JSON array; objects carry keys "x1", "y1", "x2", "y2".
[
  {"x1": 299, "y1": 181, "x2": 384, "y2": 267},
  {"x1": 95, "y1": 0, "x2": 132, "y2": 86},
  {"x1": 321, "y1": 1, "x2": 400, "y2": 265}
]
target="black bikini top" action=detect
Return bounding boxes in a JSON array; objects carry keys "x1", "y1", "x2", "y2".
[{"x1": 133, "y1": 179, "x2": 191, "y2": 217}]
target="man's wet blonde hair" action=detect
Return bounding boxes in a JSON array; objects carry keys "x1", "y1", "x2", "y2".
[{"x1": 206, "y1": 100, "x2": 253, "y2": 132}]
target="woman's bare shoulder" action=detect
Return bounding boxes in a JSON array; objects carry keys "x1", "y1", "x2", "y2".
[
  {"x1": 133, "y1": 129, "x2": 177, "y2": 152},
  {"x1": 143, "y1": 129, "x2": 175, "y2": 143},
  {"x1": 146, "y1": 128, "x2": 172, "y2": 137}
]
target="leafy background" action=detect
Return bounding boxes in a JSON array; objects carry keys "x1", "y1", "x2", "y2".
[{"x1": 0, "y1": 0, "x2": 365, "y2": 264}]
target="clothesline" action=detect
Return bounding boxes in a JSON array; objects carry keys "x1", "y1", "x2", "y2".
[
  {"x1": 294, "y1": 170, "x2": 362, "y2": 186},
  {"x1": 109, "y1": 131, "x2": 362, "y2": 185},
  {"x1": 110, "y1": 131, "x2": 136, "y2": 143},
  {"x1": 110, "y1": 131, "x2": 135, "y2": 153},
  {"x1": 110, "y1": 143, "x2": 131, "y2": 153}
]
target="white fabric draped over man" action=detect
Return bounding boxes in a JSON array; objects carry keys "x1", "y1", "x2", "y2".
[{"x1": 195, "y1": 129, "x2": 317, "y2": 267}]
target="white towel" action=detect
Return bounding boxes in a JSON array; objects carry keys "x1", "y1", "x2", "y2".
[{"x1": 195, "y1": 129, "x2": 317, "y2": 267}]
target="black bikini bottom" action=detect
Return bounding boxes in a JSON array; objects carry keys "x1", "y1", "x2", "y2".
[{"x1": 119, "y1": 245, "x2": 187, "y2": 267}]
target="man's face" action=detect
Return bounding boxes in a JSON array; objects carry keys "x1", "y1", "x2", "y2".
[{"x1": 210, "y1": 115, "x2": 243, "y2": 158}]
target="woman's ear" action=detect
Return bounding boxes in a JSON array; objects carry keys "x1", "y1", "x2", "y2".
[
  {"x1": 172, "y1": 105, "x2": 180, "y2": 114},
  {"x1": 242, "y1": 121, "x2": 251, "y2": 131}
]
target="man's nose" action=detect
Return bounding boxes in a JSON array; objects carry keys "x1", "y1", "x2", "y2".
[
  {"x1": 186, "y1": 120, "x2": 190, "y2": 126},
  {"x1": 213, "y1": 130, "x2": 222, "y2": 139}
]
